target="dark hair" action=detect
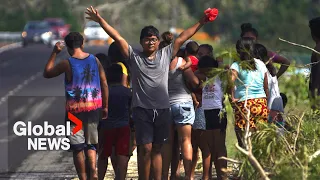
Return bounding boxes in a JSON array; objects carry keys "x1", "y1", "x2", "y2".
[
  {"x1": 95, "y1": 53, "x2": 111, "y2": 70},
  {"x1": 254, "y1": 43, "x2": 268, "y2": 63},
  {"x1": 106, "y1": 64, "x2": 123, "y2": 84},
  {"x1": 280, "y1": 93, "x2": 288, "y2": 108},
  {"x1": 177, "y1": 48, "x2": 185, "y2": 58},
  {"x1": 64, "y1": 32, "x2": 84, "y2": 49},
  {"x1": 199, "y1": 44, "x2": 214, "y2": 57},
  {"x1": 236, "y1": 37, "x2": 257, "y2": 70},
  {"x1": 240, "y1": 23, "x2": 258, "y2": 38},
  {"x1": 254, "y1": 44, "x2": 277, "y2": 76},
  {"x1": 140, "y1": 26, "x2": 160, "y2": 40},
  {"x1": 186, "y1": 41, "x2": 199, "y2": 55},
  {"x1": 198, "y1": 55, "x2": 218, "y2": 69},
  {"x1": 309, "y1": 17, "x2": 320, "y2": 39},
  {"x1": 108, "y1": 42, "x2": 126, "y2": 63},
  {"x1": 108, "y1": 42, "x2": 131, "y2": 83},
  {"x1": 159, "y1": 31, "x2": 174, "y2": 49}
]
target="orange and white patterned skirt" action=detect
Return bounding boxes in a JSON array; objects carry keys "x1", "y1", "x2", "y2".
[{"x1": 234, "y1": 98, "x2": 269, "y2": 130}]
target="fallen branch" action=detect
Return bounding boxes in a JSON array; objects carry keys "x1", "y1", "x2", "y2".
[
  {"x1": 219, "y1": 156, "x2": 242, "y2": 164},
  {"x1": 235, "y1": 142, "x2": 271, "y2": 180},
  {"x1": 279, "y1": 38, "x2": 320, "y2": 68},
  {"x1": 309, "y1": 149, "x2": 320, "y2": 162},
  {"x1": 279, "y1": 38, "x2": 320, "y2": 56},
  {"x1": 293, "y1": 112, "x2": 304, "y2": 154}
]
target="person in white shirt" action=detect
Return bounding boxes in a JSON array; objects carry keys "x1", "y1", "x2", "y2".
[
  {"x1": 254, "y1": 43, "x2": 285, "y2": 127},
  {"x1": 196, "y1": 55, "x2": 228, "y2": 180}
]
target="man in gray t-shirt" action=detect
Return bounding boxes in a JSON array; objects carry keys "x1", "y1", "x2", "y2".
[{"x1": 86, "y1": 5, "x2": 213, "y2": 179}]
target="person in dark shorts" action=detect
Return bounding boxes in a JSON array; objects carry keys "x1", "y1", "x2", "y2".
[
  {"x1": 85, "y1": 5, "x2": 214, "y2": 179},
  {"x1": 197, "y1": 55, "x2": 228, "y2": 180},
  {"x1": 43, "y1": 32, "x2": 109, "y2": 180},
  {"x1": 98, "y1": 64, "x2": 132, "y2": 180}
]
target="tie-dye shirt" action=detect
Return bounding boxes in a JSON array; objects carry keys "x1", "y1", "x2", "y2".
[{"x1": 65, "y1": 54, "x2": 102, "y2": 114}]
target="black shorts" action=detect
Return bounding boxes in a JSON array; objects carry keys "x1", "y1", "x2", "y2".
[
  {"x1": 204, "y1": 109, "x2": 227, "y2": 130},
  {"x1": 132, "y1": 107, "x2": 171, "y2": 145}
]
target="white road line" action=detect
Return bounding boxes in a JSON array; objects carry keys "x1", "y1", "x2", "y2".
[
  {"x1": 0, "y1": 42, "x2": 22, "y2": 55},
  {"x1": 0, "y1": 97, "x2": 56, "y2": 143},
  {"x1": 0, "y1": 71, "x2": 42, "y2": 106}
]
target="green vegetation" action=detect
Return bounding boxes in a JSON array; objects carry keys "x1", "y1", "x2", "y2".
[
  {"x1": 2, "y1": 0, "x2": 320, "y2": 178},
  {"x1": 1, "y1": 0, "x2": 319, "y2": 49}
]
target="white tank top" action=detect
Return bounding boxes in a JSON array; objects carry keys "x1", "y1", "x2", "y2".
[
  {"x1": 201, "y1": 77, "x2": 223, "y2": 110},
  {"x1": 267, "y1": 72, "x2": 281, "y2": 109}
]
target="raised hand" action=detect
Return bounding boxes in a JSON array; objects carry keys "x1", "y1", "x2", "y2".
[
  {"x1": 85, "y1": 6, "x2": 102, "y2": 22},
  {"x1": 204, "y1": 8, "x2": 219, "y2": 22},
  {"x1": 53, "y1": 41, "x2": 64, "y2": 53}
]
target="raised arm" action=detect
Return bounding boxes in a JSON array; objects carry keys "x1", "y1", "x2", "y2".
[
  {"x1": 173, "y1": 16, "x2": 207, "y2": 57},
  {"x1": 43, "y1": 42, "x2": 68, "y2": 78},
  {"x1": 267, "y1": 51, "x2": 290, "y2": 78},
  {"x1": 86, "y1": 6, "x2": 129, "y2": 58}
]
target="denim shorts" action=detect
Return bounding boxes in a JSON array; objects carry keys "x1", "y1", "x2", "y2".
[
  {"x1": 193, "y1": 107, "x2": 206, "y2": 130},
  {"x1": 171, "y1": 101, "x2": 195, "y2": 125}
]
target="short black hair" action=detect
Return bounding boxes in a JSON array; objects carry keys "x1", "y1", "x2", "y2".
[
  {"x1": 108, "y1": 42, "x2": 126, "y2": 63},
  {"x1": 198, "y1": 55, "x2": 218, "y2": 69},
  {"x1": 64, "y1": 32, "x2": 84, "y2": 49},
  {"x1": 309, "y1": 17, "x2": 320, "y2": 39},
  {"x1": 186, "y1": 41, "x2": 199, "y2": 55},
  {"x1": 199, "y1": 44, "x2": 214, "y2": 57},
  {"x1": 240, "y1": 23, "x2": 259, "y2": 38},
  {"x1": 177, "y1": 48, "x2": 185, "y2": 58},
  {"x1": 280, "y1": 93, "x2": 288, "y2": 108},
  {"x1": 106, "y1": 64, "x2": 123, "y2": 84},
  {"x1": 140, "y1": 26, "x2": 160, "y2": 40}
]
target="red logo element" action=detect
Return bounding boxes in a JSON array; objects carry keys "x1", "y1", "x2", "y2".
[{"x1": 68, "y1": 112, "x2": 82, "y2": 135}]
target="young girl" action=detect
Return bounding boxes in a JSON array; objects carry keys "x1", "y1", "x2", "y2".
[
  {"x1": 254, "y1": 43, "x2": 284, "y2": 126},
  {"x1": 198, "y1": 55, "x2": 228, "y2": 180},
  {"x1": 98, "y1": 64, "x2": 132, "y2": 180}
]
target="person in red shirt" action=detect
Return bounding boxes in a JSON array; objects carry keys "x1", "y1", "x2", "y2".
[{"x1": 179, "y1": 41, "x2": 199, "y2": 72}]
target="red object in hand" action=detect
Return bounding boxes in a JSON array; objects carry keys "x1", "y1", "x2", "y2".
[{"x1": 204, "y1": 8, "x2": 219, "y2": 22}]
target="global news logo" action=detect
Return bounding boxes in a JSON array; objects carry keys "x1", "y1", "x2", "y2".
[{"x1": 12, "y1": 112, "x2": 82, "y2": 151}]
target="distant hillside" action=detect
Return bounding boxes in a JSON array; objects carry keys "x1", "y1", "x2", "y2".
[{"x1": 1, "y1": 0, "x2": 319, "y2": 50}]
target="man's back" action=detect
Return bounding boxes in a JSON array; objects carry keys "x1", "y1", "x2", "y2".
[{"x1": 65, "y1": 54, "x2": 102, "y2": 114}]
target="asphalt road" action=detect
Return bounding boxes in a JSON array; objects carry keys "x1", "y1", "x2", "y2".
[{"x1": 0, "y1": 44, "x2": 110, "y2": 180}]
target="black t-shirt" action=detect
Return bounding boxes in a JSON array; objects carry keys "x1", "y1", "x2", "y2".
[{"x1": 100, "y1": 85, "x2": 132, "y2": 129}]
